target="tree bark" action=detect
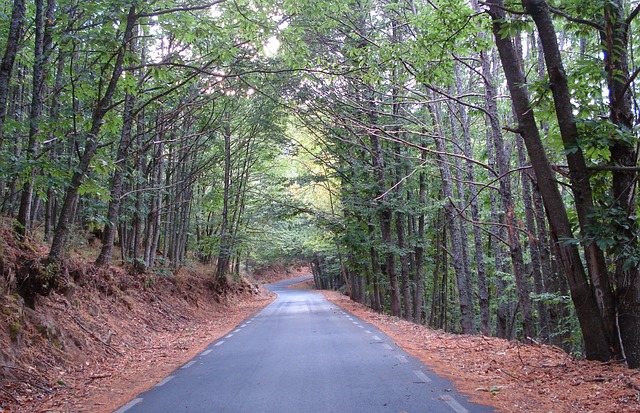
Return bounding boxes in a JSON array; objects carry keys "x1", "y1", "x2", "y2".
[
  {"x1": 48, "y1": 5, "x2": 137, "y2": 263},
  {"x1": 95, "y1": 91, "x2": 136, "y2": 266},
  {"x1": 0, "y1": 0, "x2": 26, "y2": 146},
  {"x1": 16, "y1": 0, "x2": 55, "y2": 236},
  {"x1": 430, "y1": 103, "x2": 475, "y2": 334},
  {"x1": 487, "y1": 0, "x2": 613, "y2": 361}
]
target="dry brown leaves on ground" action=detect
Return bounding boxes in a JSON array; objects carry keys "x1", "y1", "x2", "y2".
[{"x1": 320, "y1": 290, "x2": 640, "y2": 413}]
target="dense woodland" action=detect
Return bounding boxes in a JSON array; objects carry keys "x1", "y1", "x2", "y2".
[{"x1": 1, "y1": 0, "x2": 640, "y2": 368}]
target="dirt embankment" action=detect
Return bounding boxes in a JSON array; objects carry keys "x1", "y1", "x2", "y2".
[{"x1": 0, "y1": 229, "x2": 307, "y2": 413}]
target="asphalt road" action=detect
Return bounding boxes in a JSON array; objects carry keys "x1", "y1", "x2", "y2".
[{"x1": 114, "y1": 277, "x2": 494, "y2": 413}]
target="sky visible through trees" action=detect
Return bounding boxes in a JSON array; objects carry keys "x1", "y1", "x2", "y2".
[{"x1": 1, "y1": 0, "x2": 640, "y2": 367}]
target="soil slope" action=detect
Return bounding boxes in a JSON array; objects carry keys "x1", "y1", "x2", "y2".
[{"x1": 0, "y1": 233, "x2": 311, "y2": 413}]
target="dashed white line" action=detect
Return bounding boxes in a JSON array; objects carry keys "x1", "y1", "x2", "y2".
[
  {"x1": 413, "y1": 370, "x2": 432, "y2": 383},
  {"x1": 441, "y1": 395, "x2": 469, "y2": 413},
  {"x1": 155, "y1": 375, "x2": 175, "y2": 387},
  {"x1": 352, "y1": 321, "x2": 359, "y2": 325},
  {"x1": 357, "y1": 325, "x2": 364, "y2": 328},
  {"x1": 240, "y1": 324, "x2": 247, "y2": 327},
  {"x1": 371, "y1": 335, "x2": 382, "y2": 341},
  {"x1": 215, "y1": 341, "x2": 225, "y2": 346},
  {"x1": 365, "y1": 330, "x2": 372, "y2": 334},
  {"x1": 182, "y1": 361, "x2": 196, "y2": 369},
  {"x1": 246, "y1": 320, "x2": 252, "y2": 324},
  {"x1": 225, "y1": 334, "x2": 234, "y2": 338},
  {"x1": 383, "y1": 343, "x2": 393, "y2": 350},
  {"x1": 234, "y1": 329, "x2": 241, "y2": 333},
  {"x1": 201, "y1": 350, "x2": 212, "y2": 356},
  {"x1": 113, "y1": 398, "x2": 143, "y2": 413},
  {"x1": 395, "y1": 355, "x2": 408, "y2": 364}
]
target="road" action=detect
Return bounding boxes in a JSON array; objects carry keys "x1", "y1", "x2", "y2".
[{"x1": 114, "y1": 277, "x2": 494, "y2": 413}]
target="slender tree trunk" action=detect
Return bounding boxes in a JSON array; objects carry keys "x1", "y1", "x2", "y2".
[
  {"x1": 369, "y1": 221, "x2": 382, "y2": 312},
  {"x1": 48, "y1": 6, "x2": 137, "y2": 263},
  {"x1": 216, "y1": 122, "x2": 232, "y2": 279},
  {"x1": 16, "y1": 0, "x2": 54, "y2": 236},
  {"x1": 0, "y1": 0, "x2": 26, "y2": 146},
  {"x1": 95, "y1": 92, "x2": 136, "y2": 266},
  {"x1": 412, "y1": 149, "x2": 427, "y2": 323},
  {"x1": 430, "y1": 104, "x2": 475, "y2": 334}
]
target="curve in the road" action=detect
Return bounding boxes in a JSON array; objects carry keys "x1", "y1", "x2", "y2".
[{"x1": 113, "y1": 276, "x2": 494, "y2": 413}]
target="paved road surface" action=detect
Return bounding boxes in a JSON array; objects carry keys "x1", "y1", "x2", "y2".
[{"x1": 114, "y1": 277, "x2": 494, "y2": 413}]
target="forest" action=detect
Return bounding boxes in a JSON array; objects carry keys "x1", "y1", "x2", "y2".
[{"x1": 0, "y1": 0, "x2": 639, "y2": 369}]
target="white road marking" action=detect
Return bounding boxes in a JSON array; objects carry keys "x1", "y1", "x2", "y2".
[
  {"x1": 395, "y1": 355, "x2": 408, "y2": 364},
  {"x1": 413, "y1": 370, "x2": 432, "y2": 383},
  {"x1": 371, "y1": 335, "x2": 382, "y2": 341},
  {"x1": 234, "y1": 329, "x2": 241, "y2": 333},
  {"x1": 383, "y1": 343, "x2": 393, "y2": 350},
  {"x1": 441, "y1": 395, "x2": 469, "y2": 413},
  {"x1": 155, "y1": 375, "x2": 175, "y2": 387},
  {"x1": 246, "y1": 320, "x2": 252, "y2": 324},
  {"x1": 201, "y1": 350, "x2": 212, "y2": 356},
  {"x1": 225, "y1": 334, "x2": 234, "y2": 338},
  {"x1": 357, "y1": 325, "x2": 364, "y2": 328},
  {"x1": 113, "y1": 398, "x2": 143, "y2": 413},
  {"x1": 365, "y1": 330, "x2": 372, "y2": 334},
  {"x1": 182, "y1": 361, "x2": 196, "y2": 369},
  {"x1": 352, "y1": 321, "x2": 359, "y2": 325},
  {"x1": 215, "y1": 341, "x2": 225, "y2": 346},
  {"x1": 241, "y1": 324, "x2": 247, "y2": 327}
]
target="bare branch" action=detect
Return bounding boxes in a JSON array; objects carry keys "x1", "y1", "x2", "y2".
[
  {"x1": 136, "y1": 1, "x2": 228, "y2": 19},
  {"x1": 547, "y1": 5, "x2": 603, "y2": 31}
]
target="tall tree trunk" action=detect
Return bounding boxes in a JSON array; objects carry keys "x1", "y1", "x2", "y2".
[
  {"x1": 523, "y1": 0, "x2": 619, "y2": 351},
  {"x1": 412, "y1": 147, "x2": 427, "y2": 323},
  {"x1": 369, "y1": 221, "x2": 382, "y2": 312},
  {"x1": 95, "y1": 91, "x2": 136, "y2": 266},
  {"x1": 16, "y1": 0, "x2": 54, "y2": 236},
  {"x1": 0, "y1": 0, "x2": 26, "y2": 146},
  {"x1": 430, "y1": 104, "x2": 475, "y2": 334},
  {"x1": 216, "y1": 122, "x2": 232, "y2": 279},
  {"x1": 48, "y1": 5, "x2": 137, "y2": 263},
  {"x1": 600, "y1": 0, "x2": 640, "y2": 368},
  {"x1": 487, "y1": 0, "x2": 613, "y2": 361},
  {"x1": 394, "y1": 144, "x2": 411, "y2": 320}
]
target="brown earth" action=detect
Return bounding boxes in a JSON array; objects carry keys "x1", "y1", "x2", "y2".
[{"x1": 0, "y1": 219, "x2": 310, "y2": 413}]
